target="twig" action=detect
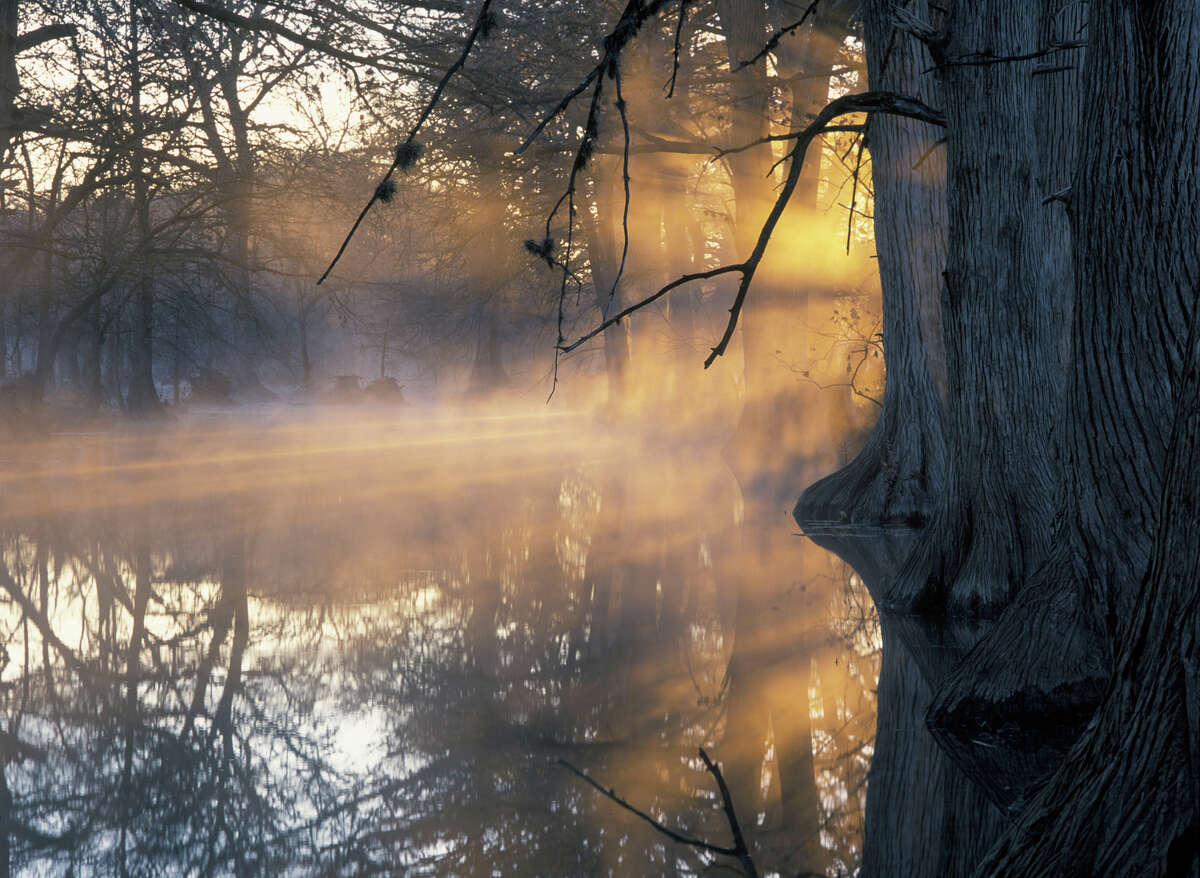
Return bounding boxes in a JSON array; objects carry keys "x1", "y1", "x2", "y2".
[
  {"x1": 556, "y1": 758, "x2": 739, "y2": 857},
  {"x1": 559, "y1": 264, "x2": 744, "y2": 354},
  {"x1": 515, "y1": 67, "x2": 602, "y2": 155},
  {"x1": 698, "y1": 748, "x2": 759, "y2": 878},
  {"x1": 168, "y1": 0, "x2": 410, "y2": 73},
  {"x1": 514, "y1": 0, "x2": 673, "y2": 156},
  {"x1": 558, "y1": 90, "x2": 944, "y2": 368},
  {"x1": 786, "y1": 349, "x2": 884, "y2": 408},
  {"x1": 546, "y1": 74, "x2": 608, "y2": 401},
  {"x1": 608, "y1": 65, "x2": 632, "y2": 317},
  {"x1": 317, "y1": 0, "x2": 497, "y2": 285},
  {"x1": 890, "y1": 3, "x2": 941, "y2": 48},
  {"x1": 911, "y1": 137, "x2": 946, "y2": 170},
  {"x1": 1042, "y1": 185, "x2": 1072, "y2": 206},
  {"x1": 736, "y1": 1, "x2": 820, "y2": 70},
  {"x1": 666, "y1": 0, "x2": 688, "y2": 98},
  {"x1": 703, "y1": 91, "x2": 943, "y2": 369},
  {"x1": 557, "y1": 748, "x2": 760, "y2": 877},
  {"x1": 710, "y1": 124, "x2": 865, "y2": 161},
  {"x1": 845, "y1": 126, "x2": 869, "y2": 254},
  {"x1": 1031, "y1": 64, "x2": 1076, "y2": 76},
  {"x1": 524, "y1": 0, "x2": 675, "y2": 399},
  {"x1": 928, "y1": 39, "x2": 1086, "y2": 72}
]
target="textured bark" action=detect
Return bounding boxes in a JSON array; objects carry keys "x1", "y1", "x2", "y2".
[
  {"x1": 885, "y1": 0, "x2": 1058, "y2": 618},
  {"x1": 929, "y1": 0, "x2": 1200, "y2": 834},
  {"x1": 1034, "y1": 0, "x2": 1086, "y2": 377},
  {"x1": 965, "y1": 3, "x2": 1200, "y2": 872},
  {"x1": 796, "y1": 0, "x2": 948, "y2": 528},
  {"x1": 922, "y1": 0, "x2": 1097, "y2": 813}
]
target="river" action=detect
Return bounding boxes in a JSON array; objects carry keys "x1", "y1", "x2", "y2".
[{"x1": 0, "y1": 406, "x2": 879, "y2": 877}]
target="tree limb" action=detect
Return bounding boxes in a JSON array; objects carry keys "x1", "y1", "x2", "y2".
[
  {"x1": 317, "y1": 0, "x2": 498, "y2": 285},
  {"x1": 167, "y1": 0, "x2": 409, "y2": 74},
  {"x1": 16, "y1": 24, "x2": 78, "y2": 53},
  {"x1": 556, "y1": 758, "x2": 739, "y2": 857},
  {"x1": 562, "y1": 90, "x2": 943, "y2": 368},
  {"x1": 557, "y1": 748, "x2": 760, "y2": 877}
]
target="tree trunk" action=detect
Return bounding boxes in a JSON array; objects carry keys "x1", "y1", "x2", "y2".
[
  {"x1": 796, "y1": 0, "x2": 948, "y2": 528},
  {"x1": 126, "y1": 0, "x2": 159, "y2": 416},
  {"x1": 104, "y1": 318, "x2": 122, "y2": 407},
  {"x1": 84, "y1": 301, "x2": 103, "y2": 406},
  {"x1": 947, "y1": 3, "x2": 1200, "y2": 873},
  {"x1": 0, "y1": 0, "x2": 18, "y2": 166},
  {"x1": 584, "y1": 158, "x2": 634, "y2": 406},
  {"x1": 883, "y1": 0, "x2": 1058, "y2": 620},
  {"x1": 0, "y1": 299, "x2": 8, "y2": 382},
  {"x1": 467, "y1": 313, "x2": 509, "y2": 396},
  {"x1": 297, "y1": 287, "x2": 312, "y2": 391}
]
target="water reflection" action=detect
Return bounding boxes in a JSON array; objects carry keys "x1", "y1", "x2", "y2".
[{"x1": 0, "y1": 410, "x2": 877, "y2": 876}]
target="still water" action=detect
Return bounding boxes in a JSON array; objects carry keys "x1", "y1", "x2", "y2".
[{"x1": 0, "y1": 408, "x2": 878, "y2": 877}]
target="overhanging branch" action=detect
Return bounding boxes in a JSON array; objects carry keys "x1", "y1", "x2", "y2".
[{"x1": 558, "y1": 90, "x2": 945, "y2": 368}]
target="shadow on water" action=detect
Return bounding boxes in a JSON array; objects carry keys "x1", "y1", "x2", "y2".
[{"x1": 0, "y1": 408, "x2": 885, "y2": 877}]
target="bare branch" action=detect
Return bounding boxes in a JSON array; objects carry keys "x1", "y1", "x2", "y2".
[
  {"x1": 703, "y1": 90, "x2": 944, "y2": 368},
  {"x1": 515, "y1": 0, "x2": 674, "y2": 155},
  {"x1": 16, "y1": 24, "x2": 78, "y2": 53},
  {"x1": 845, "y1": 127, "x2": 868, "y2": 254},
  {"x1": 559, "y1": 265, "x2": 744, "y2": 355},
  {"x1": 557, "y1": 748, "x2": 761, "y2": 878},
  {"x1": 559, "y1": 90, "x2": 943, "y2": 368},
  {"x1": 555, "y1": 758, "x2": 739, "y2": 857},
  {"x1": 736, "y1": 1, "x2": 820, "y2": 70},
  {"x1": 608, "y1": 66, "x2": 632, "y2": 317},
  {"x1": 890, "y1": 4, "x2": 941, "y2": 47},
  {"x1": 167, "y1": 0, "x2": 410, "y2": 73},
  {"x1": 546, "y1": 73, "x2": 608, "y2": 400},
  {"x1": 710, "y1": 123, "x2": 866, "y2": 160},
  {"x1": 698, "y1": 748, "x2": 759, "y2": 878},
  {"x1": 317, "y1": 0, "x2": 497, "y2": 285},
  {"x1": 665, "y1": 0, "x2": 689, "y2": 98},
  {"x1": 911, "y1": 137, "x2": 946, "y2": 170},
  {"x1": 514, "y1": 68, "x2": 601, "y2": 155},
  {"x1": 1042, "y1": 185, "x2": 1072, "y2": 206},
  {"x1": 931, "y1": 40, "x2": 1086, "y2": 71}
]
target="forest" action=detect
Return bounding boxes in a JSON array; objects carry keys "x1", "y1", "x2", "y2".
[{"x1": 1, "y1": 0, "x2": 1198, "y2": 876}]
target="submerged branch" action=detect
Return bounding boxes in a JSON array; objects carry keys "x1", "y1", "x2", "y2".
[
  {"x1": 556, "y1": 758, "x2": 737, "y2": 857},
  {"x1": 557, "y1": 747, "x2": 758, "y2": 877}
]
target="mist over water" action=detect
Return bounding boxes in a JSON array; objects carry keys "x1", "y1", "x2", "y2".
[{"x1": 0, "y1": 404, "x2": 877, "y2": 876}]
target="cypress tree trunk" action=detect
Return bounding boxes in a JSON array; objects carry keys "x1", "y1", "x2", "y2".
[
  {"x1": 126, "y1": 0, "x2": 160, "y2": 416},
  {"x1": 884, "y1": 0, "x2": 1058, "y2": 620},
  {"x1": 796, "y1": 0, "x2": 948, "y2": 528},
  {"x1": 921, "y1": 0, "x2": 1099, "y2": 812},
  {"x1": 951, "y1": 3, "x2": 1200, "y2": 872}
]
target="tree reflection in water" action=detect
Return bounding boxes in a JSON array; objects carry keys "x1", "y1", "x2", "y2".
[{"x1": 0, "y1": 412, "x2": 877, "y2": 876}]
